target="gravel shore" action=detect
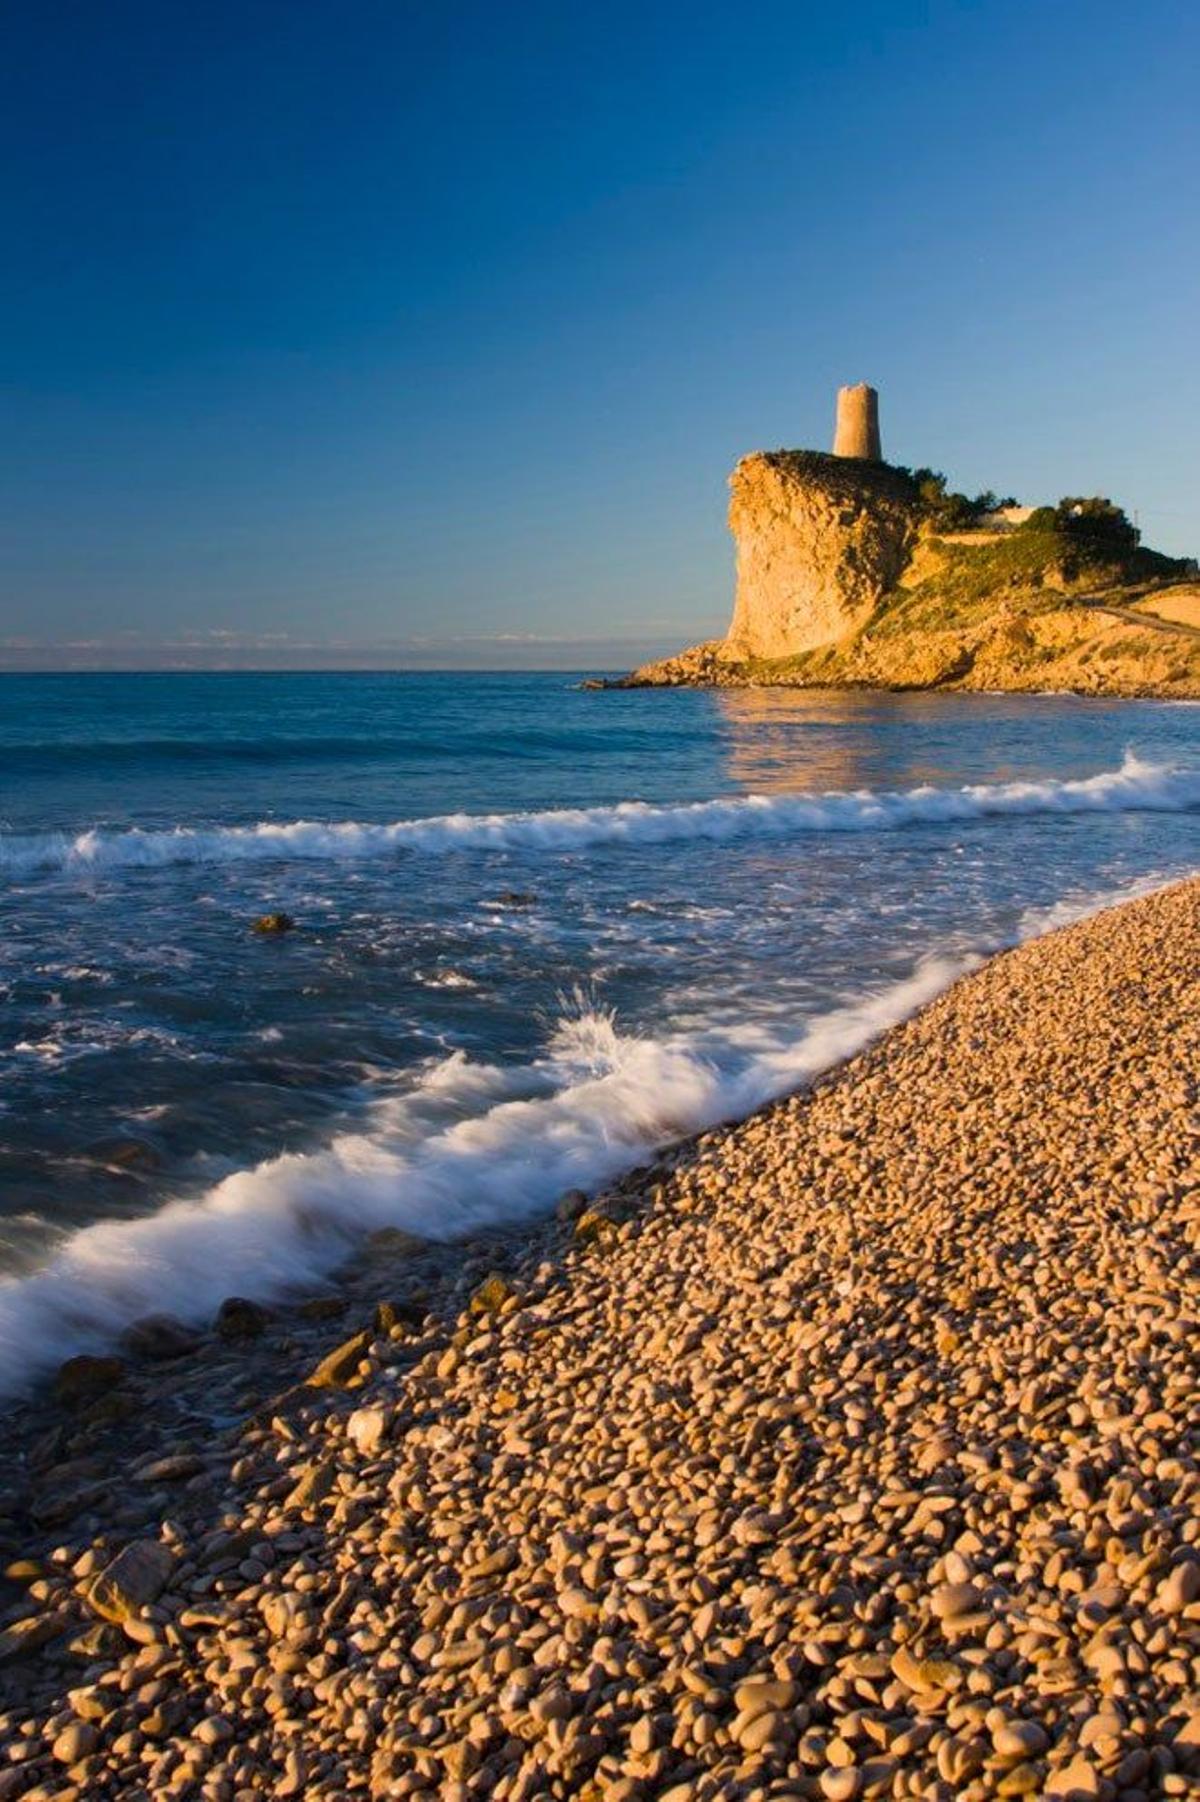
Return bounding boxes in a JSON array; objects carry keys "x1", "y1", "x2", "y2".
[{"x1": 1, "y1": 878, "x2": 1197, "y2": 1801}]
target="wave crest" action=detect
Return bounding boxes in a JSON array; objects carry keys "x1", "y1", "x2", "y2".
[{"x1": 2, "y1": 753, "x2": 1194, "y2": 879}]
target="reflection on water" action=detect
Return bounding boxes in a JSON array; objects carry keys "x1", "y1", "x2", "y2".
[{"x1": 712, "y1": 687, "x2": 1139, "y2": 794}]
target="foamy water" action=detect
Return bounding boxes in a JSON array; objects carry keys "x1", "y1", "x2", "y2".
[
  {"x1": 0, "y1": 673, "x2": 1196, "y2": 1396},
  {"x1": 1, "y1": 750, "x2": 1195, "y2": 877}
]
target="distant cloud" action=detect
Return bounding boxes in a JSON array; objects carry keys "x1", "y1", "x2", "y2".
[{"x1": 0, "y1": 627, "x2": 688, "y2": 673}]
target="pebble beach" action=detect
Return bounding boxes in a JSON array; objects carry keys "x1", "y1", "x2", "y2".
[{"x1": 1, "y1": 877, "x2": 1197, "y2": 1801}]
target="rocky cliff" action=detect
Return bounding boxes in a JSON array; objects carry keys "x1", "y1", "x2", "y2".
[
  {"x1": 619, "y1": 453, "x2": 1200, "y2": 699},
  {"x1": 726, "y1": 451, "x2": 919, "y2": 659}
]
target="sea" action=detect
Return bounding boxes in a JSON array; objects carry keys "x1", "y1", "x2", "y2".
[{"x1": 1, "y1": 671, "x2": 1197, "y2": 1396}]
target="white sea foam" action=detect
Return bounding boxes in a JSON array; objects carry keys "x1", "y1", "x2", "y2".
[
  {"x1": 0, "y1": 843, "x2": 1193, "y2": 1397},
  {"x1": 0, "y1": 956, "x2": 967, "y2": 1397},
  {"x1": 1016, "y1": 868, "x2": 1188, "y2": 939},
  {"x1": 1, "y1": 753, "x2": 1195, "y2": 878}
]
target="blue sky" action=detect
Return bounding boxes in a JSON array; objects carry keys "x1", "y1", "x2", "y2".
[{"x1": 1, "y1": 0, "x2": 1197, "y2": 668}]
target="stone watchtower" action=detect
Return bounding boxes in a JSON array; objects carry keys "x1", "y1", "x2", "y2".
[{"x1": 833, "y1": 383, "x2": 882, "y2": 461}]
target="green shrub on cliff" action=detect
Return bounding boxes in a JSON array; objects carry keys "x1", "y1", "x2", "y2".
[
  {"x1": 1053, "y1": 496, "x2": 1140, "y2": 550},
  {"x1": 897, "y1": 467, "x2": 1015, "y2": 532}
]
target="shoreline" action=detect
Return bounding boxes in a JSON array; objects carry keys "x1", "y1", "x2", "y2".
[
  {"x1": 1, "y1": 878, "x2": 1198, "y2": 1797},
  {"x1": 602, "y1": 666, "x2": 1200, "y2": 702},
  {"x1": 1, "y1": 841, "x2": 1188, "y2": 1406}
]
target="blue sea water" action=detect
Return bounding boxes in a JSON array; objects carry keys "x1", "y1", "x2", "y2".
[{"x1": 0, "y1": 671, "x2": 1196, "y2": 1393}]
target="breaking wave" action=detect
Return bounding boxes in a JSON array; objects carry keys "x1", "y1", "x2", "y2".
[
  {"x1": 2, "y1": 753, "x2": 1196, "y2": 878},
  {"x1": 0, "y1": 956, "x2": 967, "y2": 1397}
]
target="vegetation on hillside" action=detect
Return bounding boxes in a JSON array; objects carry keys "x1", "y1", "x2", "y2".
[
  {"x1": 893, "y1": 466, "x2": 1017, "y2": 531},
  {"x1": 886, "y1": 469, "x2": 1191, "y2": 591}
]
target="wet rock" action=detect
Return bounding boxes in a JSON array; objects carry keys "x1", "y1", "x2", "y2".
[
  {"x1": 298, "y1": 1294, "x2": 349, "y2": 1321},
  {"x1": 130, "y1": 1453, "x2": 204, "y2": 1484},
  {"x1": 367, "y1": 1226, "x2": 429, "y2": 1254},
  {"x1": 84, "y1": 1135, "x2": 163, "y2": 1174},
  {"x1": 556, "y1": 1188, "x2": 589, "y2": 1222},
  {"x1": 121, "y1": 1313, "x2": 201, "y2": 1361},
  {"x1": 52, "y1": 1354, "x2": 126, "y2": 1408},
  {"x1": 215, "y1": 1295, "x2": 272, "y2": 1341}
]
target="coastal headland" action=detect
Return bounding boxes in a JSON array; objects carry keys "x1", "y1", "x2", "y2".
[
  {"x1": 1, "y1": 878, "x2": 1197, "y2": 1798},
  {"x1": 615, "y1": 398, "x2": 1200, "y2": 697}
]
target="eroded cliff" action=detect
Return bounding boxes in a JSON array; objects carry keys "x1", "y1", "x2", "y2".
[
  {"x1": 725, "y1": 451, "x2": 920, "y2": 659},
  {"x1": 619, "y1": 453, "x2": 1200, "y2": 698}
]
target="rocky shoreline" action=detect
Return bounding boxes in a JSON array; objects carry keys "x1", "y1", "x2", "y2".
[{"x1": 1, "y1": 879, "x2": 1197, "y2": 1800}]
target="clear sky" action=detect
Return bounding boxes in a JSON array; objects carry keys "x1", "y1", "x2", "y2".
[{"x1": 2, "y1": 0, "x2": 1197, "y2": 669}]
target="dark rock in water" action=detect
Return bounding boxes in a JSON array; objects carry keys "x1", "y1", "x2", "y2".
[
  {"x1": 81, "y1": 1392, "x2": 136, "y2": 1430},
  {"x1": 368, "y1": 1225, "x2": 429, "y2": 1255},
  {"x1": 30, "y1": 1473, "x2": 107, "y2": 1527},
  {"x1": 85, "y1": 1136, "x2": 163, "y2": 1175},
  {"x1": 215, "y1": 1296, "x2": 272, "y2": 1342},
  {"x1": 490, "y1": 891, "x2": 538, "y2": 909},
  {"x1": 252, "y1": 912, "x2": 296, "y2": 935},
  {"x1": 298, "y1": 1295, "x2": 349, "y2": 1322},
  {"x1": 52, "y1": 1354, "x2": 125, "y2": 1408},
  {"x1": 556, "y1": 1188, "x2": 589, "y2": 1223},
  {"x1": 131, "y1": 1453, "x2": 204, "y2": 1484},
  {"x1": 121, "y1": 1313, "x2": 201, "y2": 1361},
  {"x1": 373, "y1": 1298, "x2": 425, "y2": 1336}
]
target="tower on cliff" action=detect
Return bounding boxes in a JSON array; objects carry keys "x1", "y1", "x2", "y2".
[{"x1": 833, "y1": 383, "x2": 882, "y2": 461}]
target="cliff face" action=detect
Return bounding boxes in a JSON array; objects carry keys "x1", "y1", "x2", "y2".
[
  {"x1": 725, "y1": 451, "x2": 920, "y2": 659},
  {"x1": 617, "y1": 449, "x2": 1200, "y2": 699}
]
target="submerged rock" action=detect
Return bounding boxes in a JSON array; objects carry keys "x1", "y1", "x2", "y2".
[
  {"x1": 122, "y1": 1313, "x2": 201, "y2": 1361},
  {"x1": 52, "y1": 1354, "x2": 125, "y2": 1408},
  {"x1": 556, "y1": 1188, "x2": 589, "y2": 1223},
  {"x1": 252, "y1": 912, "x2": 296, "y2": 935},
  {"x1": 298, "y1": 1294, "x2": 349, "y2": 1322},
  {"x1": 215, "y1": 1296, "x2": 272, "y2": 1341},
  {"x1": 367, "y1": 1226, "x2": 429, "y2": 1255},
  {"x1": 84, "y1": 1135, "x2": 163, "y2": 1174}
]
